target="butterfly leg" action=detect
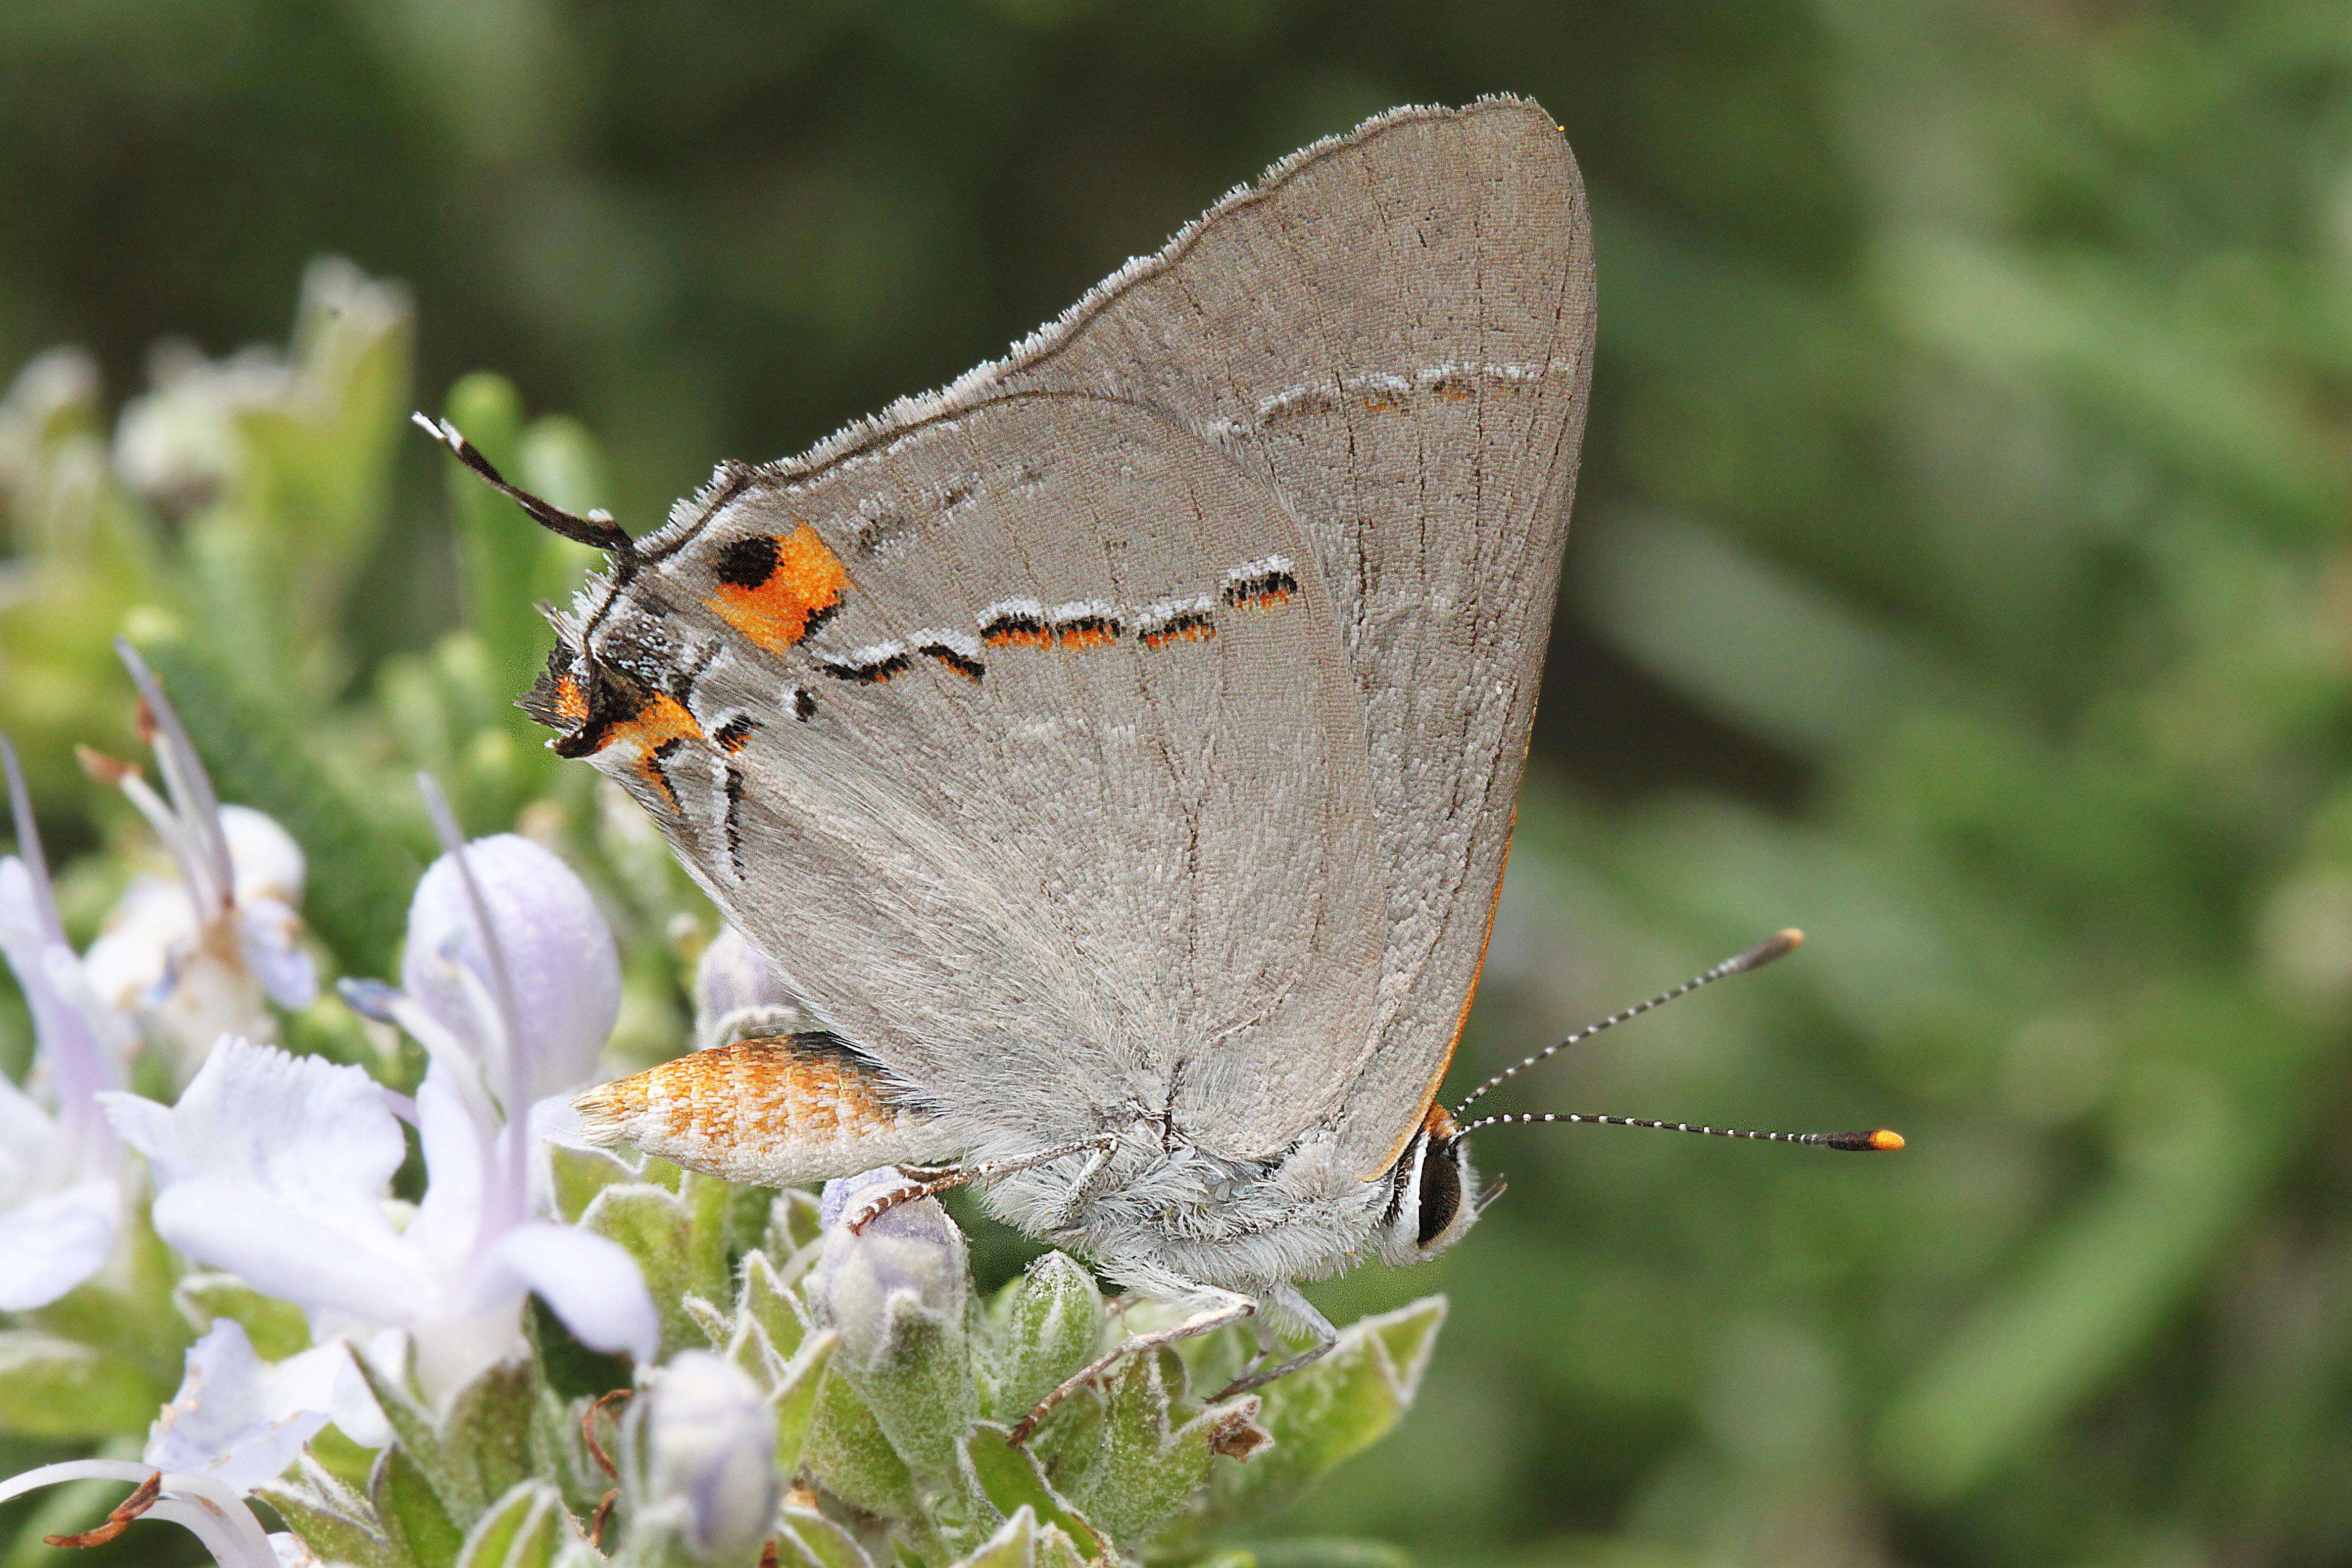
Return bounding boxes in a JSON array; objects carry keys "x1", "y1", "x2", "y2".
[
  {"x1": 1007, "y1": 1285, "x2": 1257, "y2": 1447},
  {"x1": 1210, "y1": 1283, "x2": 1335, "y2": 1400},
  {"x1": 843, "y1": 1135, "x2": 1118, "y2": 1232}
]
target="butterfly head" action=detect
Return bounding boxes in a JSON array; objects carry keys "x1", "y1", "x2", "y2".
[{"x1": 1374, "y1": 1104, "x2": 1483, "y2": 1266}]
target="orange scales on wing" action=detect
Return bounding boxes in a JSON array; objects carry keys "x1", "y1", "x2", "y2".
[{"x1": 705, "y1": 525, "x2": 847, "y2": 652}]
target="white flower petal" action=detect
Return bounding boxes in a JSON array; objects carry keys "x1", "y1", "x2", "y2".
[
  {"x1": 471, "y1": 1220, "x2": 659, "y2": 1362},
  {"x1": 145, "y1": 1321, "x2": 332, "y2": 1492},
  {"x1": 0, "y1": 1178, "x2": 119, "y2": 1311},
  {"x1": 402, "y1": 835, "x2": 619, "y2": 1104},
  {"x1": 237, "y1": 899, "x2": 317, "y2": 1012},
  {"x1": 150, "y1": 1178, "x2": 426, "y2": 1323},
  {"x1": 399, "y1": 1062, "x2": 485, "y2": 1268},
  {"x1": 221, "y1": 806, "x2": 305, "y2": 907},
  {"x1": 103, "y1": 1039, "x2": 403, "y2": 1214}
]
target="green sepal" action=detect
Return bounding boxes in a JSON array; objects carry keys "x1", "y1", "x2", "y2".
[
  {"x1": 580, "y1": 1181, "x2": 723, "y2": 1357},
  {"x1": 767, "y1": 1189, "x2": 826, "y2": 1257},
  {"x1": 984, "y1": 1254, "x2": 1103, "y2": 1427},
  {"x1": 1062, "y1": 1350, "x2": 1256, "y2": 1545},
  {"x1": 833, "y1": 1294, "x2": 976, "y2": 1483},
  {"x1": 456, "y1": 1479, "x2": 580, "y2": 1568},
  {"x1": 549, "y1": 1142, "x2": 642, "y2": 1225},
  {"x1": 947, "y1": 1506, "x2": 1036, "y2": 1568},
  {"x1": 0, "y1": 1330, "x2": 168, "y2": 1438},
  {"x1": 774, "y1": 1332, "x2": 840, "y2": 1478},
  {"x1": 256, "y1": 1454, "x2": 399, "y2": 1568},
  {"x1": 801, "y1": 1359, "x2": 919, "y2": 1520},
  {"x1": 959, "y1": 1426, "x2": 1111, "y2": 1563},
  {"x1": 374, "y1": 1443, "x2": 466, "y2": 1568},
  {"x1": 1178, "y1": 1299, "x2": 1445, "y2": 1545},
  {"x1": 777, "y1": 1503, "x2": 878, "y2": 1568},
  {"x1": 738, "y1": 1250, "x2": 811, "y2": 1360}
]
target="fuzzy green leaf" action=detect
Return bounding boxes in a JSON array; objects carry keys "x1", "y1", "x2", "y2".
[
  {"x1": 441, "y1": 1361, "x2": 544, "y2": 1527},
  {"x1": 777, "y1": 1504, "x2": 878, "y2": 1568},
  {"x1": 775, "y1": 1331, "x2": 839, "y2": 1477},
  {"x1": 374, "y1": 1443, "x2": 466, "y2": 1568},
  {"x1": 581, "y1": 1182, "x2": 710, "y2": 1357},
  {"x1": 1181, "y1": 1299, "x2": 1445, "y2": 1543},
  {"x1": 457, "y1": 1479, "x2": 577, "y2": 1568},
  {"x1": 257, "y1": 1455, "x2": 398, "y2": 1568},
  {"x1": 985, "y1": 1255, "x2": 1103, "y2": 1427},
  {"x1": 738, "y1": 1251, "x2": 810, "y2": 1361},
  {"x1": 801, "y1": 1361, "x2": 919, "y2": 1520},
  {"x1": 831, "y1": 1293, "x2": 976, "y2": 1483},
  {"x1": 949, "y1": 1506, "x2": 1036, "y2": 1568},
  {"x1": 1062, "y1": 1350, "x2": 1243, "y2": 1545},
  {"x1": 549, "y1": 1142, "x2": 643, "y2": 1225},
  {"x1": 960, "y1": 1426, "x2": 1110, "y2": 1563}
]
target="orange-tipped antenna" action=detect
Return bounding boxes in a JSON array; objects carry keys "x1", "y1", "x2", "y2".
[
  {"x1": 1451, "y1": 929, "x2": 1806, "y2": 1119},
  {"x1": 1460, "y1": 1112, "x2": 1905, "y2": 1152}
]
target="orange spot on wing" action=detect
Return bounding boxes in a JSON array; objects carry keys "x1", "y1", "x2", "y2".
[
  {"x1": 598, "y1": 692, "x2": 704, "y2": 811},
  {"x1": 1056, "y1": 625, "x2": 1118, "y2": 649},
  {"x1": 983, "y1": 628, "x2": 1052, "y2": 649},
  {"x1": 707, "y1": 525, "x2": 847, "y2": 652},
  {"x1": 551, "y1": 673, "x2": 589, "y2": 725}
]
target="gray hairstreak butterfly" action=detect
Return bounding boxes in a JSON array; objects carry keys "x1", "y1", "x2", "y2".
[{"x1": 416, "y1": 95, "x2": 1900, "y2": 1441}]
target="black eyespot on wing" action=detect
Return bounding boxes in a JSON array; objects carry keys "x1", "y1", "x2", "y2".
[
  {"x1": 714, "y1": 534, "x2": 781, "y2": 588},
  {"x1": 713, "y1": 715, "x2": 758, "y2": 752},
  {"x1": 1415, "y1": 1134, "x2": 1463, "y2": 1249},
  {"x1": 792, "y1": 687, "x2": 817, "y2": 721}
]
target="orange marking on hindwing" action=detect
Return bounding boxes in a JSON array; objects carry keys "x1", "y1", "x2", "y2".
[
  {"x1": 573, "y1": 1036, "x2": 920, "y2": 1187},
  {"x1": 705, "y1": 525, "x2": 848, "y2": 652},
  {"x1": 595, "y1": 691, "x2": 704, "y2": 812}
]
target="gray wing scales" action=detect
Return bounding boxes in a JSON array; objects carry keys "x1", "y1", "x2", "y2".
[
  {"x1": 988, "y1": 99, "x2": 1596, "y2": 1173},
  {"x1": 549, "y1": 97, "x2": 1588, "y2": 1174},
  {"x1": 585, "y1": 394, "x2": 1385, "y2": 1158}
]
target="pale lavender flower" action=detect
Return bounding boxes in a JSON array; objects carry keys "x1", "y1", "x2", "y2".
[
  {"x1": 693, "y1": 922, "x2": 807, "y2": 1050},
  {"x1": 810, "y1": 1168, "x2": 970, "y2": 1368},
  {"x1": 0, "y1": 737, "x2": 133, "y2": 1310},
  {"x1": 143, "y1": 1321, "x2": 345, "y2": 1491},
  {"x1": 106, "y1": 785, "x2": 654, "y2": 1404},
  {"x1": 624, "y1": 1350, "x2": 780, "y2": 1566},
  {"x1": 106, "y1": 1037, "x2": 657, "y2": 1407},
  {"x1": 80, "y1": 642, "x2": 316, "y2": 1080}
]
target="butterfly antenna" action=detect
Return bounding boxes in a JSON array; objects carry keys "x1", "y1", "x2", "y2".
[
  {"x1": 411, "y1": 412, "x2": 637, "y2": 561},
  {"x1": 1451, "y1": 928, "x2": 1805, "y2": 1119},
  {"x1": 1459, "y1": 1112, "x2": 1903, "y2": 1152}
]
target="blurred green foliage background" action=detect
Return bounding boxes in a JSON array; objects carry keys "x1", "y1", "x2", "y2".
[{"x1": 7, "y1": 1, "x2": 2352, "y2": 1565}]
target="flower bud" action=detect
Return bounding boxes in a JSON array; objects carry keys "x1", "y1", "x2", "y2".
[
  {"x1": 809, "y1": 1169, "x2": 969, "y2": 1367},
  {"x1": 402, "y1": 834, "x2": 619, "y2": 1104},
  {"x1": 805, "y1": 1168, "x2": 975, "y2": 1479},
  {"x1": 626, "y1": 1350, "x2": 778, "y2": 1567},
  {"x1": 693, "y1": 924, "x2": 807, "y2": 1051}
]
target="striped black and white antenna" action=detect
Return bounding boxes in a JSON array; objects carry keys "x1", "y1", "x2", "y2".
[{"x1": 1450, "y1": 929, "x2": 1903, "y2": 1153}]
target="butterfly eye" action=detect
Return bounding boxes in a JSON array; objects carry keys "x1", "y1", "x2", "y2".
[{"x1": 1415, "y1": 1134, "x2": 1463, "y2": 1249}]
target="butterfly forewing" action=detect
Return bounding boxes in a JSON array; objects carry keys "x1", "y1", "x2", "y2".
[
  {"x1": 983, "y1": 100, "x2": 1595, "y2": 1172},
  {"x1": 585, "y1": 393, "x2": 1386, "y2": 1160}
]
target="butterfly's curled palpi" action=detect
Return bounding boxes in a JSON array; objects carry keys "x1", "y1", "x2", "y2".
[{"x1": 530, "y1": 96, "x2": 1593, "y2": 1180}]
